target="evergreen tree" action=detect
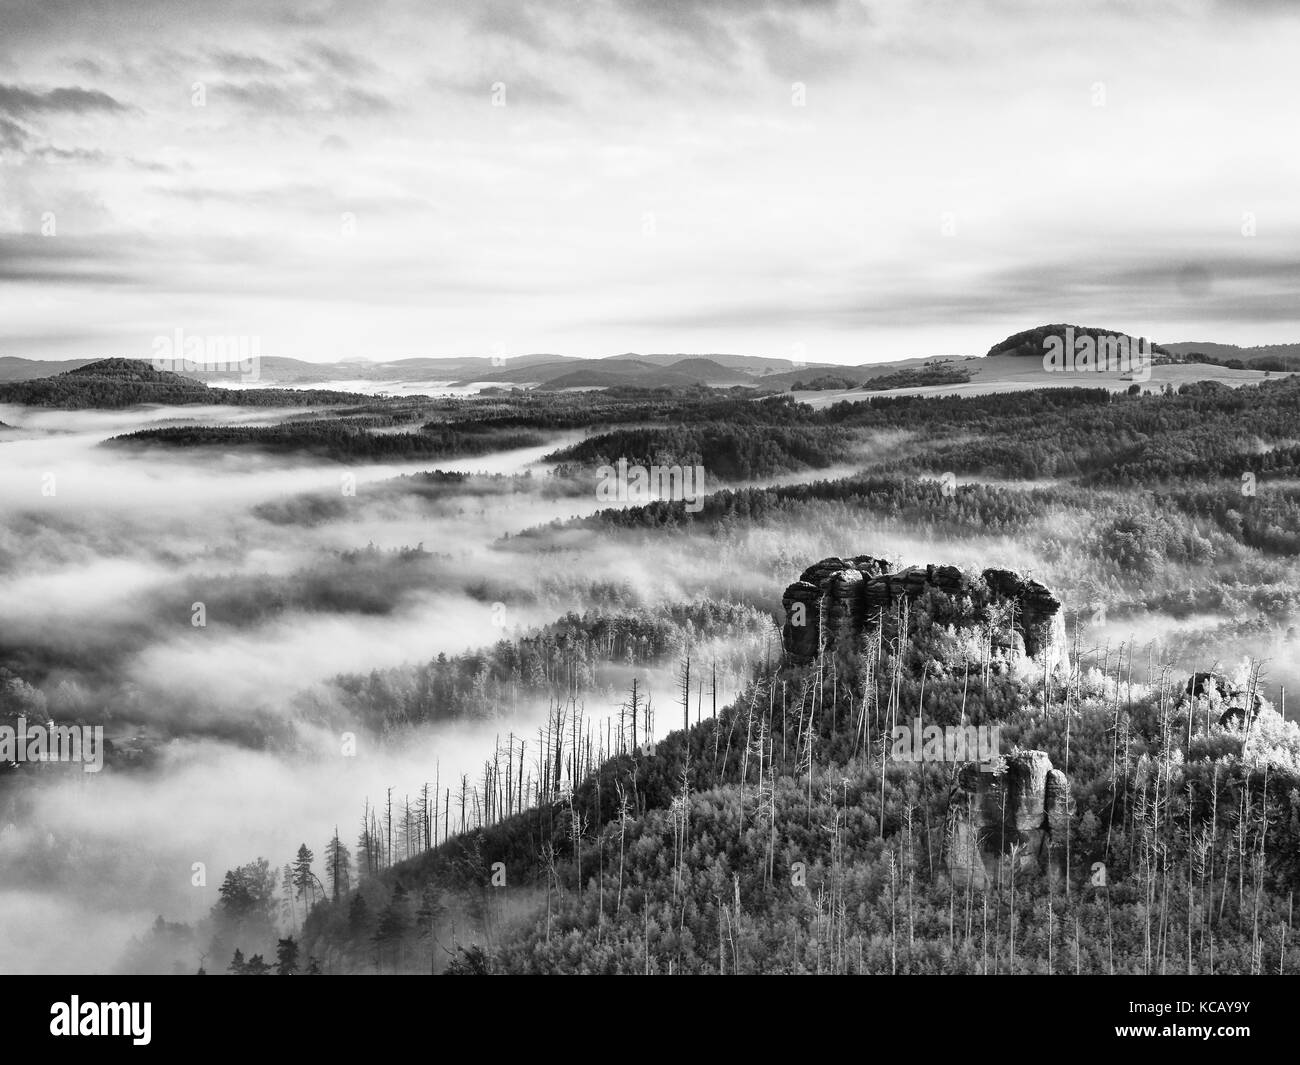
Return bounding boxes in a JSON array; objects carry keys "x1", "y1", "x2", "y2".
[
  {"x1": 275, "y1": 936, "x2": 300, "y2": 976},
  {"x1": 243, "y1": 953, "x2": 272, "y2": 975},
  {"x1": 325, "y1": 829, "x2": 352, "y2": 901},
  {"x1": 292, "y1": 844, "x2": 317, "y2": 910}
]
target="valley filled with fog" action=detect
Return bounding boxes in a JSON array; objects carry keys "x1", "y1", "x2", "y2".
[{"x1": 4, "y1": 355, "x2": 1300, "y2": 974}]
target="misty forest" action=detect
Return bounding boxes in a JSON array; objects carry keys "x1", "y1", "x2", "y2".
[{"x1": 3, "y1": 337, "x2": 1300, "y2": 977}]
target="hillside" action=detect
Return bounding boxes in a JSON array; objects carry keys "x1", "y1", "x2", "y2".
[
  {"x1": 456, "y1": 356, "x2": 755, "y2": 389},
  {"x1": 237, "y1": 556, "x2": 1300, "y2": 975},
  {"x1": 793, "y1": 356, "x2": 1286, "y2": 406},
  {"x1": 1164, "y1": 341, "x2": 1300, "y2": 372},
  {"x1": 603, "y1": 352, "x2": 828, "y2": 374}
]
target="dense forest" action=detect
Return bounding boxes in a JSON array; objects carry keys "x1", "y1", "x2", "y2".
[
  {"x1": 299, "y1": 602, "x2": 775, "y2": 736},
  {"x1": 545, "y1": 423, "x2": 857, "y2": 481},
  {"x1": 859, "y1": 364, "x2": 973, "y2": 390},
  {"x1": 103, "y1": 422, "x2": 546, "y2": 461}
]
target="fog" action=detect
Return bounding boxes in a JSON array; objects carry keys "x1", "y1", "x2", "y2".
[
  {"x1": 0, "y1": 717, "x2": 555, "y2": 974},
  {"x1": 0, "y1": 405, "x2": 781, "y2": 973},
  {"x1": 8, "y1": 399, "x2": 1272, "y2": 974}
]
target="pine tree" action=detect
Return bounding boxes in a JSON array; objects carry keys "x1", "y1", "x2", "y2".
[
  {"x1": 325, "y1": 829, "x2": 352, "y2": 901},
  {"x1": 275, "y1": 936, "x2": 300, "y2": 976},
  {"x1": 292, "y1": 844, "x2": 317, "y2": 910},
  {"x1": 243, "y1": 952, "x2": 272, "y2": 975}
]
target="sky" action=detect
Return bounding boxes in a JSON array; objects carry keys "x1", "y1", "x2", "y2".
[{"x1": 1, "y1": 0, "x2": 1298, "y2": 365}]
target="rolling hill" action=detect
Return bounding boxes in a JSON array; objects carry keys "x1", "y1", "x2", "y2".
[
  {"x1": 1164, "y1": 341, "x2": 1300, "y2": 372},
  {"x1": 457, "y1": 356, "x2": 757, "y2": 389},
  {"x1": 0, "y1": 358, "x2": 363, "y2": 408}
]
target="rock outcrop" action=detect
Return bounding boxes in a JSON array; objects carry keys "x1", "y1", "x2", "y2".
[
  {"x1": 948, "y1": 750, "x2": 1070, "y2": 889},
  {"x1": 781, "y1": 556, "x2": 891, "y2": 665},
  {"x1": 780, "y1": 555, "x2": 1065, "y2": 672},
  {"x1": 1180, "y1": 671, "x2": 1263, "y2": 729}
]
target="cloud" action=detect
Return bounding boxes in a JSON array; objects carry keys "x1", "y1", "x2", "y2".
[
  {"x1": 0, "y1": 236, "x2": 140, "y2": 286},
  {"x1": 0, "y1": 83, "x2": 127, "y2": 116},
  {"x1": 0, "y1": 116, "x2": 30, "y2": 150},
  {"x1": 3, "y1": 0, "x2": 1300, "y2": 360},
  {"x1": 208, "y1": 76, "x2": 393, "y2": 115},
  {"x1": 306, "y1": 43, "x2": 376, "y2": 77},
  {"x1": 211, "y1": 50, "x2": 288, "y2": 77}
]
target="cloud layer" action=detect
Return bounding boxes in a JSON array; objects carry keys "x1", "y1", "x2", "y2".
[{"x1": 2, "y1": 0, "x2": 1300, "y2": 361}]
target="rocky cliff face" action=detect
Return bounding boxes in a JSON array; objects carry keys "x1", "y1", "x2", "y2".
[
  {"x1": 948, "y1": 750, "x2": 1070, "y2": 889},
  {"x1": 780, "y1": 556, "x2": 1066, "y2": 673}
]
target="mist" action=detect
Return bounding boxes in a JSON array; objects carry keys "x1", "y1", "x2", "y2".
[{"x1": 0, "y1": 402, "x2": 782, "y2": 973}]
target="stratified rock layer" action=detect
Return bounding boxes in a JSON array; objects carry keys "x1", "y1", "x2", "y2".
[
  {"x1": 948, "y1": 750, "x2": 1070, "y2": 889},
  {"x1": 780, "y1": 555, "x2": 1065, "y2": 672}
]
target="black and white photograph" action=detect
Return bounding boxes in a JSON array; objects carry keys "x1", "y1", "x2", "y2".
[{"x1": 0, "y1": 0, "x2": 1297, "y2": 1044}]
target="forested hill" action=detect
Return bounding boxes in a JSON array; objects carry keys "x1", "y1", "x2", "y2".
[
  {"x1": 0, "y1": 358, "x2": 362, "y2": 408},
  {"x1": 986, "y1": 324, "x2": 1174, "y2": 360},
  {"x1": 261, "y1": 561, "x2": 1300, "y2": 976}
]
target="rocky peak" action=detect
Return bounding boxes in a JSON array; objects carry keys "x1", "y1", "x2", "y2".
[{"x1": 780, "y1": 555, "x2": 1066, "y2": 673}]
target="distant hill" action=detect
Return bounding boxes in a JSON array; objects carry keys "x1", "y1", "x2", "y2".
[
  {"x1": 0, "y1": 358, "x2": 363, "y2": 409},
  {"x1": 469, "y1": 358, "x2": 659, "y2": 385},
  {"x1": 659, "y1": 357, "x2": 753, "y2": 384},
  {"x1": 0, "y1": 356, "x2": 98, "y2": 381},
  {"x1": 456, "y1": 356, "x2": 753, "y2": 389},
  {"x1": 363, "y1": 353, "x2": 569, "y2": 378},
  {"x1": 542, "y1": 369, "x2": 701, "y2": 389},
  {"x1": 179, "y1": 354, "x2": 572, "y2": 385},
  {"x1": 0, "y1": 353, "x2": 575, "y2": 387},
  {"x1": 1164, "y1": 341, "x2": 1300, "y2": 372},
  {"x1": 604, "y1": 352, "x2": 833, "y2": 373},
  {"x1": 986, "y1": 324, "x2": 1173, "y2": 360},
  {"x1": 762, "y1": 356, "x2": 949, "y2": 391}
]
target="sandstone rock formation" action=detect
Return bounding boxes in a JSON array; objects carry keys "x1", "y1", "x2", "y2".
[
  {"x1": 780, "y1": 555, "x2": 1065, "y2": 672},
  {"x1": 948, "y1": 749, "x2": 1070, "y2": 889},
  {"x1": 781, "y1": 556, "x2": 891, "y2": 666},
  {"x1": 1180, "y1": 671, "x2": 1263, "y2": 729}
]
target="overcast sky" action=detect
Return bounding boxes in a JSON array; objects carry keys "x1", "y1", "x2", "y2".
[{"x1": 1, "y1": 0, "x2": 1298, "y2": 364}]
